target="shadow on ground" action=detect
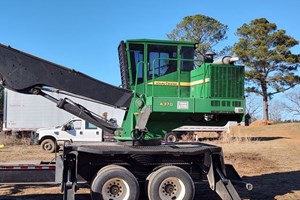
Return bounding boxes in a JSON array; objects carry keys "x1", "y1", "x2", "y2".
[
  {"x1": 199, "y1": 136, "x2": 288, "y2": 142},
  {"x1": 247, "y1": 136, "x2": 288, "y2": 141},
  {"x1": 231, "y1": 136, "x2": 288, "y2": 142},
  {"x1": 243, "y1": 170, "x2": 300, "y2": 200}
]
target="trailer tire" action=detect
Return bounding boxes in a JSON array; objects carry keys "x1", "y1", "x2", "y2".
[
  {"x1": 41, "y1": 138, "x2": 56, "y2": 153},
  {"x1": 165, "y1": 132, "x2": 178, "y2": 143},
  {"x1": 91, "y1": 165, "x2": 140, "y2": 200},
  {"x1": 147, "y1": 166, "x2": 195, "y2": 200}
]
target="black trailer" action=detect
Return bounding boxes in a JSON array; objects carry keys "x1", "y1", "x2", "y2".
[{"x1": 0, "y1": 141, "x2": 252, "y2": 200}]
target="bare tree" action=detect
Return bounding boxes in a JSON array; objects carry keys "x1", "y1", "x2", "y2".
[
  {"x1": 282, "y1": 88, "x2": 300, "y2": 117},
  {"x1": 246, "y1": 93, "x2": 262, "y2": 120},
  {"x1": 269, "y1": 100, "x2": 283, "y2": 122}
]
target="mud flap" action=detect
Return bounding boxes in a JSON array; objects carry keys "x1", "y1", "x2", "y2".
[
  {"x1": 225, "y1": 164, "x2": 253, "y2": 191},
  {"x1": 206, "y1": 155, "x2": 241, "y2": 200}
]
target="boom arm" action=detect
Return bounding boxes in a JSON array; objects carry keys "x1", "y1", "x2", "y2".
[
  {"x1": 0, "y1": 43, "x2": 132, "y2": 108},
  {"x1": 0, "y1": 43, "x2": 133, "y2": 133}
]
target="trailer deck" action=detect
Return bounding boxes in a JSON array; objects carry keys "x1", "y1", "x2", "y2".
[{"x1": 0, "y1": 163, "x2": 56, "y2": 184}]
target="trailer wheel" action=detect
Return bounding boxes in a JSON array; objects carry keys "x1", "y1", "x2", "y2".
[
  {"x1": 165, "y1": 132, "x2": 178, "y2": 143},
  {"x1": 91, "y1": 165, "x2": 140, "y2": 200},
  {"x1": 147, "y1": 166, "x2": 195, "y2": 200},
  {"x1": 41, "y1": 138, "x2": 56, "y2": 153}
]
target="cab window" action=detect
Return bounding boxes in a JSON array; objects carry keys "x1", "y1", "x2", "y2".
[
  {"x1": 73, "y1": 120, "x2": 82, "y2": 130},
  {"x1": 148, "y1": 45, "x2": 177, "y2": 79},
  {"x1": 85, "y1": 121, "x2": 97, "y2": 129},
  {"x1": 129, "y1": 44, "x2": 144, "y2": 84},
  {"x1": 181, "y1": 46, "x2": 194, "y2": 71}
]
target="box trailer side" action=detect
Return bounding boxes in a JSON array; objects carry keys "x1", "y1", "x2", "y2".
[{"x1": 2, "y1": 89, "x2": 125, "y2": 135}]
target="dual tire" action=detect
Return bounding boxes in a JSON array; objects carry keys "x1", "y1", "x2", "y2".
[
  {"x1": 147, "y1": 166, "x2": 195, "y2": 200},
  {"x1": 90, "y1": 165, "x2": 195, "y2": 200},
  {"x1": 91, "y1": 165, "x2": 139, "y2": 200}
]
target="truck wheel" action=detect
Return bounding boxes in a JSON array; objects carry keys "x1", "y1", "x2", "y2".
[
  {"x1": 147, "y1": 166, "x2": 195, "y2": 200},
  {"x1": 91, "y1": 165, "x2": 140, "y2": 200},
  {"x1": 165, "y1": 132, "x2": 178, "y2": 143},
  {"x1": 41, "y1": 139, "x2": 56, "y2": 153}
]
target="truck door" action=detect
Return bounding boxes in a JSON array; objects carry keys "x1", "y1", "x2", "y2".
[
  {"x1": 82, "y1": 121, "x2": 102, "y2": 142},
  {"x1": 60, "y1": 119, "x2": 83, "y2": 141}
]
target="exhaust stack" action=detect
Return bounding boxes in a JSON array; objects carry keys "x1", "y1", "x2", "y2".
[{"x1": 213, "y1": 56, "x2": 239, "y2": 65}]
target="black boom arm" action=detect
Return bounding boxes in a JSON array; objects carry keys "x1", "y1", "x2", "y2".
[
  {"x1": 0, "y1": 43, "x2": 133, "y2": 108},
  {"x1": 0, "y1": 43, "x2": 134, "y2": 133}
]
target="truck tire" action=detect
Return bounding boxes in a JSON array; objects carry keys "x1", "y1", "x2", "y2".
[
  {"x1": 91, "y1": 165, "x2": 140, "y2": 200},
  {"x1": 41, "y1": 139, "x2": 56, "y2": 153},
  {"x1": 147, "y1": 166, "x2": 195, "y2": 200},
  {"x1": 165, "y1": 132, "x2": 178, "y2": 143}
]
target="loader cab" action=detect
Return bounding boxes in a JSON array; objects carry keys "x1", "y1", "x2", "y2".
[{"x1": 118, "y1": 39, "x2": 197, "y2": 97}]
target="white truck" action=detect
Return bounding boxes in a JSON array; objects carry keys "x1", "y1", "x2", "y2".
[
  {"x1": 2, "y1": 88, "x2": 125, "y2": 138},
  {"x1": 37, "y1": 117, "x2": 116, "y2": 153}
]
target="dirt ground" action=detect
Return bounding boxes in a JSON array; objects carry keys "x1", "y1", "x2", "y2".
[{"x1": 0, "y1": 122, "x2": 300, "y2": 200}]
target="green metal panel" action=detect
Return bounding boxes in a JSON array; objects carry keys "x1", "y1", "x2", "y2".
[
  {"x1": 145, "y1": 72, "x2": 191, "y2": 98},
  {"x1": 190, "y1": 64, "x2": 211, "y2": 98},
  {"x1": 194, "y1": 98, "x2": 212, "y2": 112}
]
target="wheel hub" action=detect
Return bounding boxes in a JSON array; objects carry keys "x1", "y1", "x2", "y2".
[
  {"x1": 109, "y1": 184, "x2": 122, "y2": 195},
  {"x1": 159, "y1": 177, "x2": 185, "y2": 200},
  {"x1": 45, "y1": 144, "x2": 52, "y2": 150},
  {"x1": 164, "y1": 183, "x2": 176, "y2": 194},
  {"x1": 102, "y1": 178, "x2": 129, "y2": 200}
]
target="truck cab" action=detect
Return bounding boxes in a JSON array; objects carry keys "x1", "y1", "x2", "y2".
[{"x1": 37, "y1": 117, "x2": 106, "y2": 153}]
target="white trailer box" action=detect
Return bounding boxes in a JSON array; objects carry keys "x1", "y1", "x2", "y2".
[{"x1": 2, "y1": 88, "x2": 125, "y2": 135}]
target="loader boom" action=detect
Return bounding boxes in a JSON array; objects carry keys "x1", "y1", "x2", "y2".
[
  {"x1": 0, "y1": 43, "x2": 133, "y2": 133},
  {"x1": 0, "y1": 43, "x2": 132, "y2": 108}
]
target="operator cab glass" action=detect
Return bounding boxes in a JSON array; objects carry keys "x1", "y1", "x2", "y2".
[
  {"x1": 148, "y1": 44, "x2": 177, "y2": 79},
  {"x1": 125, "y1": 40, "x2": 196, "y2": 87},
  {"x1": 129, "y1": 44, "x2": 144, "y2": 84},
  {"x1": 181, "y1": 46, "x2": 194, "y2": 71}
]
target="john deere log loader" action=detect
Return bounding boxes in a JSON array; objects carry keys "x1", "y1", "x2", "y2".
[{"x1": 0, "y1": 39, "x2": 249, "y2": 200}]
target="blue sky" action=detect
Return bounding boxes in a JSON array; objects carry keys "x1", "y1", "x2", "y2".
[
  {"x1": 1, "y1": 0, "x2": 300, "y2": 120},
  {"x1": 1, "y1": 0, "x2": 299, "y2": 86}
]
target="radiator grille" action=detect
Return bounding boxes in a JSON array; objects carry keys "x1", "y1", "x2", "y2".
[{"x1": 210, "y1": 66, "x2": 244, "y2": 98}]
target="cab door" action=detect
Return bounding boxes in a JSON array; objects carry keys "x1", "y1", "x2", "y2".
[
  {"x1": 81, "y1": 121, "x2": 102, "y2": 142},
  {"x1": 59, "y1": 119, "x2": 84, "y2": 141}
]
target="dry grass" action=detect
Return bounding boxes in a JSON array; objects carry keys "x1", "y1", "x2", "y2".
[
  {"x1": 195, "y1": 130, "x2": 255, "y2": 145},
  {"x1": 0, "y1": 133, "x2": 32, "y2": 146}
]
